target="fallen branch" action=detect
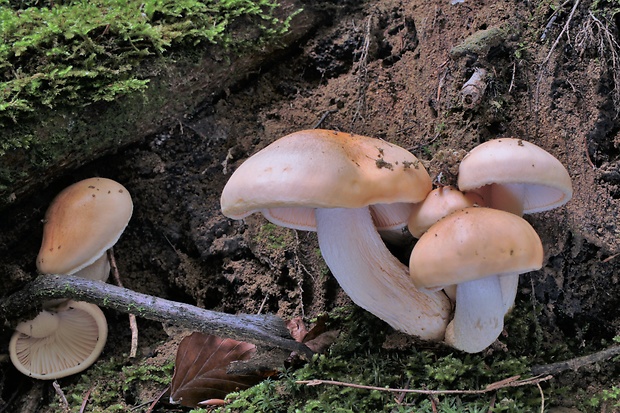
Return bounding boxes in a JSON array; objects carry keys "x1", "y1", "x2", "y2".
[
  {"x1": 296, "y1": 374, "x2": 553, "y2": 395},
  {"x1": 531, "y1": 344, "x2": 620, "y2": 376},
  {"x1": 0, "y1": 274, "x2": 314, "y2": 359}
]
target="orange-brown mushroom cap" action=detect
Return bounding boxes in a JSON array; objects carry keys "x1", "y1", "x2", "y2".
[
  {"x1": 409, "y1": 207, "x2": 543, "y2": 352},
  {"x1": 407, "y1": 186, "x2": 484, "y2": 238},
  {"x1": 220, "y1": 129, "x2": 432, "y2": 227},
  {"x1": 410, "y1": 207, "x2": 543, "y2": 289},
  {"x1": 221, "y1": 130, "x2": 450, "y2": 340},
  {"x1": 36, "y1": 178, "x2": 133, "y2": 276}
]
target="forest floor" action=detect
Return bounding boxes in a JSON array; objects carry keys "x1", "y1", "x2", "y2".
[{"x1": 2, "y1": 0, "x2": 620, "y2": 411}]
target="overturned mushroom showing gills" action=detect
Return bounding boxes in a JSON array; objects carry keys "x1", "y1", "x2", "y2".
[
  {"x1": 409, "y1": 207, "x2": 543, "y2": 352},
  {"x1": 36, "y1": 177, "x2": 133, "y2": 281},
  {"x1": 457, "y1": 138, "x2": 573, "y2": 216},
  {"x1": 221, "y1": 129, "x2": 450, "y2": 340},
  {"x1": 9, "y1": 300, "x2": 108, "y2": 379}
]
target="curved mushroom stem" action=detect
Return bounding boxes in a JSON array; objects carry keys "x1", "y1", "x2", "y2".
[
  {"x1": 315, "y1": 206, "x2": 450, "y2": 341},
  {"x1": 444, "y1": 275, "x2": 504, "y2": 353}
]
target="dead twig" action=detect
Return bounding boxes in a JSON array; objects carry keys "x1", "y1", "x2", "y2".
[
  {"x1": 79, "y1": 385, "x2": 95, "y2": 413},
  {"x1": 52, "y1": 380, "x2": 70, "y2": 412},
  {"x1": 537, "y1": 382, "x2": 546, "y2": 413},
  {"x1": 531, "y1": 344, "x2": 620, "y2": 375},
  {"x1": 313, "y1": 109, "x2": 337, "y2": 129},
  {"x1": 108, "y1": 249, "x2": 139, "y2": 358},
  {"x1": 145, "y1": 385, "x2": 169, "y2": 413},
  {"x1": 602, "y1": 252, "x2": 620, "y2": 263},
  {"x1": 297, "y1": 374, "x2": 552, "y2": 395},
  {"x1": 257, "y1": 294, "x2": 269, "y2": 315},
  {"x1": 461, "y1": 68, "x2": 488, "y2": 108},
  {"x1": 351, "y1": 14, "x2": 373, "y2": 127}
]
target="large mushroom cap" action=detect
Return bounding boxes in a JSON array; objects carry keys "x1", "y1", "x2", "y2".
[
  {"x1": 457, "y1": 138, "x2": 573, "y2": 214},
  {"x1": 410, "y1": 207, "x2": 543, "y2": 289},
  {"x1": 36, "y1": 178, "x2": 133, "y2": 276},
  {"x1": 220, "y1": 129, "x2": 432, "y2": 228},
  {"x1": 9, "y1": 300, "x2": 108, "y2": 380}
]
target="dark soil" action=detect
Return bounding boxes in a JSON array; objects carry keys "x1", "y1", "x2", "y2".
[{"x1": 2, "y1": 0, "x2": 620, "y2": 411}]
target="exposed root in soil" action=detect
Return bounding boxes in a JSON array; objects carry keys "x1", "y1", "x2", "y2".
[
  {"x1": 535, "y1": 0, "x2": 580, "y2": 113},
  {"x1": 575, "y1": 11, "x2": 620, "y2": 114}
]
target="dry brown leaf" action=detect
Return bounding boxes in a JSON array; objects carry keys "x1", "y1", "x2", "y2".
[
  {"x1": 169, "y1": 332, "x2": 265, "y2": 407},
  {"x1": 285, "y1": 317, "x2": 309, "y2": 342},
  {"x1": 304, "y1": 329, "x2": 340, "y2": 353},
  {"x1": 287, "y1": 315, "x2": 339, "y2": 355},
  {"x1": 302, "y1": 315, "x2": 329, "y2": 343}
]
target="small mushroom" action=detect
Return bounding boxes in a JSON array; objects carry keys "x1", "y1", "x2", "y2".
[
  {"x1": 407, "y1": 186, "x2": 484, "y2": 238},
  {"x1": 36, "y1": 177, "x2": 133, "y2": 281},
  {"x1": 221, "y1": 129, "x2": 450, "y2": 340},
  {"x1": 9, "y1": 300, "x2": 108, "y2": 379},
  {"x1": 409, "y1": 207, "x2": 543, "y2": 352},
  {"x1": 457, "y1": 138, "x2": 573, "y2": 216}
]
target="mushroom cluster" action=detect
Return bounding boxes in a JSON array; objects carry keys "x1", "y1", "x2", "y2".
[
  {"x1": 409, "y1": 138, "x2": 573, "y2": 353},
  {"x1": 9, "y1": 177, "x2": 133, "y2": 379},
  {"x1": 221, "y1": 132, "x2": 572, "y2": 353}
]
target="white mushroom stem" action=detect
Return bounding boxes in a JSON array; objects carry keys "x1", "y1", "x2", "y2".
[
  {"x1": 499, "y1": 273, "x2": 519, "y2": 313},
  {"x1": 315, "y1": 206, "x2": 450, "y2": 340},
  {"x1": 444, "y1": 276, "x2": 505, "y2": 353}
]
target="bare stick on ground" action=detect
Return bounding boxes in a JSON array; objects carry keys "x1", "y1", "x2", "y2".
[
  {"x1": 52, "y1": 381, "x2": 69, "y2": 412},
  {"x1": 531, "y1": 344, "x2": 620, "y2": 376},
  {"x1": 108, "y1": 249, "x2": 139, "y2": 358},
  {"x1": 0, "y1": 274, "x2": 314, "y2": 360},
  {"x1": 296, "y1": 374, "x2": 552, "y2": 395}
]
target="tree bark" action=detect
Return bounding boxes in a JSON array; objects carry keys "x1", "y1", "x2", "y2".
[{"x1": 0, "y1": 274, "x2": 313, "y2": 359}]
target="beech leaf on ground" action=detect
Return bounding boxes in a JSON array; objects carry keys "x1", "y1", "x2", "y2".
[
  {"x1": 169, "y1": 332, "x2": 266, "y2": 407},
  {"x1": 286, "y1": 315, "x2": 339, "y2": 354}
]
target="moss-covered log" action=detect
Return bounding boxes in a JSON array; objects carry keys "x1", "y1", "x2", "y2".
[{"x1": 0, "y1": 0, "x2": 320, "y2": 210}]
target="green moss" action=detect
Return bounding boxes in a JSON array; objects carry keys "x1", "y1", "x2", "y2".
[
  {"x1": 216, "y1": 305, "x2": 562, "y2": 413},
  {"x1": 0, "y1": 0, "x2": 298, "y2": 154},
  {"x1": 449, "y1": 26, "x2": 510, "y2": 58},
  {"x1": 255, "y1": 222, "x2": 293, "y2": 250},
  {"x1": 48, "y1": 356, "x2": 174, "y2": 412}
]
